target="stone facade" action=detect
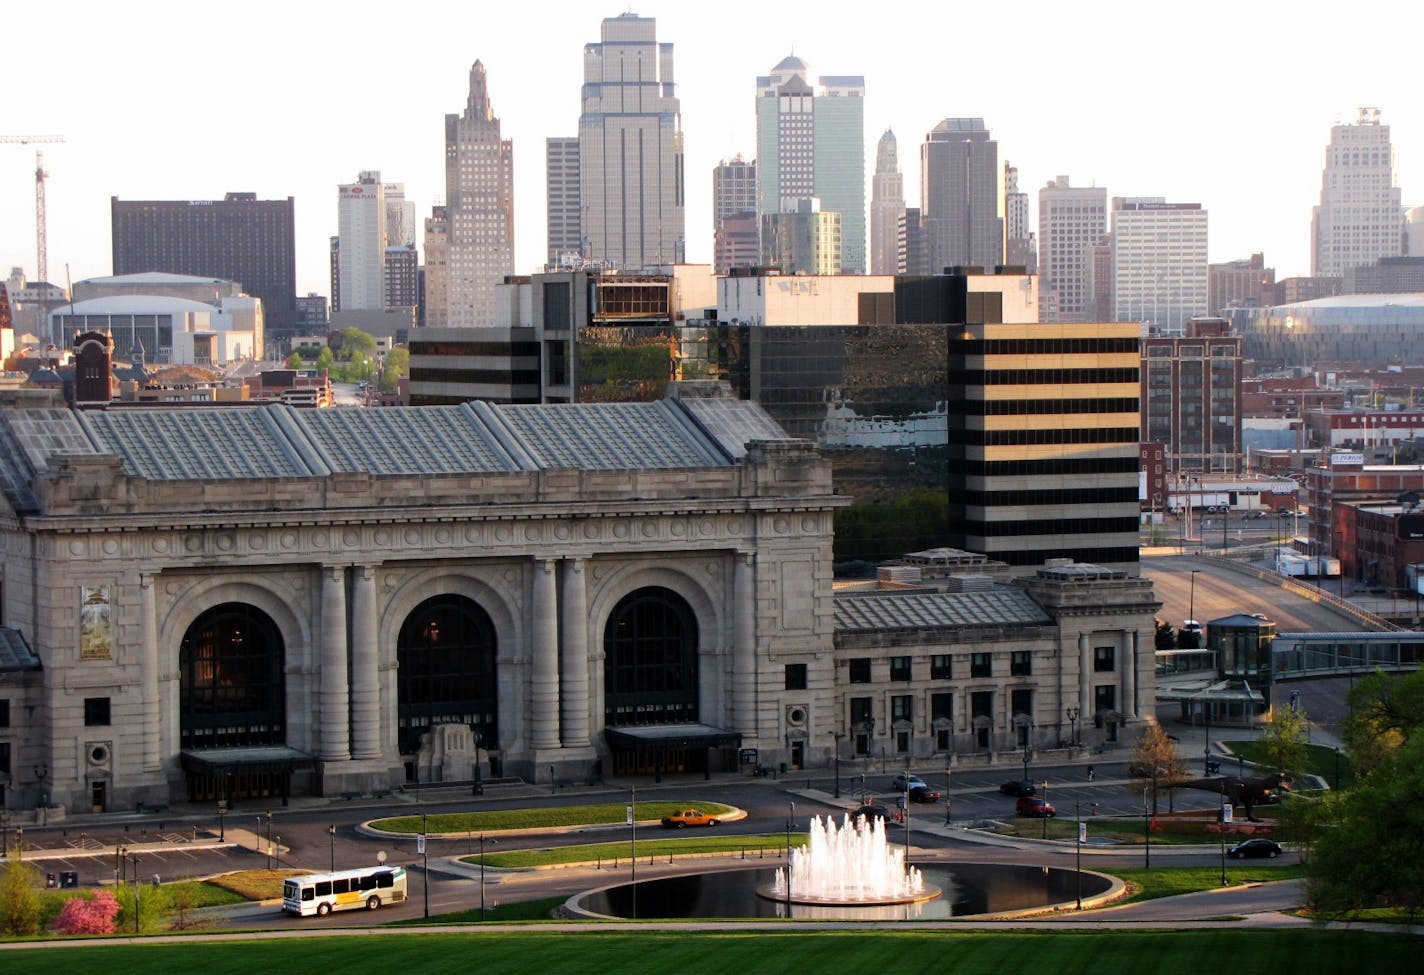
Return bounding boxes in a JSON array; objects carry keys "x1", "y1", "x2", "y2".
[{"x1": 0, "y1": 390, "x2": 840, "y2": 812}]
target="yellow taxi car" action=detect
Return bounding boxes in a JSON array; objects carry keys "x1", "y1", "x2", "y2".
[{"x1": 660, "y1": 808, "x2": 721, "y2": 828}]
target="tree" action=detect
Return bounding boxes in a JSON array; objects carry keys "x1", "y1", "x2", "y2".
[
  {"x1": 335, "y1": 327, "x2": 376, "y2": 358},
  {"x1": 53, "y1": 890, "x2": 120, "y2": 935},
  {"x1": 379, "y1": 347, "x2": 409, "y2": 394},
  {"x1": 1308, "y1": 732, "x2": 1424, "y2": 921},
  {"x1": 1154, "y1": 618, "x2": 1176, "y2": 651},
  {"x1": 0, "y1": 859, "x2": 44, "y2": 936},
  {"x1": 286, "y1": 351, "x2": 306, "y2": 369},
  {"x1": 315, "y1": 347, "x2": 335, "y2": 373},
  {"x1": 1308, "y1": 669, "x2": 1424, "y2": 919},
  {"x1": 1260, "y1": 701, "x2": 1310, "y2": 776},
  {"x1": 1128, "y1": 723, "x2": 1189, "y2": 813},
  {"x1": 1342, "y1": 668, "x2": 1424, "y2": 779}
]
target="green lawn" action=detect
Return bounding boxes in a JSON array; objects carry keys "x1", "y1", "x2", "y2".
[
  {"x1": 470, "y1": 833, "x2": 803, "y2": 868},
  {"x1": 0, "y1": 929, "x2": 1414, "y2": 973},
  {"x1": 371, "y1": 801, "x2": 735, "y2": 834},
  {"x1": 1110, "y1": 863, "x2": 1308, "y2": 902},
  {"x1": 1221, "y1": 741, "x2": 1354, "y2": 789}
]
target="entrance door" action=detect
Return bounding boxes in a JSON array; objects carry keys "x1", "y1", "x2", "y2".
[
  {"x1": 790, "y1": 740, "x2": 804, "y2": 770},
  {"x1": 90, "y1": 780, "x2": 107, "y2": 813}
]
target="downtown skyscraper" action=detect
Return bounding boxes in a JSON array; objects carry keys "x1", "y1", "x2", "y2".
[
  {"x1": 572, "y1": 13, "x2": 685, "y2": 269},
  {"x1": 333, "y1": 171, "x2": 416, "y2": 312},
  {"x1": 755, "y1": 56, "x2": 866, "y2": 274},
  {"x1": 1038, "y1": 176, "x2": 1106, "y2": 322},
  {"x1": 920, "y1": 118, "x2": 1002, "y2": 274},
  {"x1": 869, "y1": 129, "x2": 906, "y2": 275},
  {"x1": 1311, "y1": 107, "x2": 1403, "y2": 278},
  {"x1": 442, "y1": 60, "x2": 514, "y2": 327}
]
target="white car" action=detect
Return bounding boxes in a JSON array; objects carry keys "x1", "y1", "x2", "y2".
[{"x1": 891, "y1": 773, "x2": 927, "y2": 791}]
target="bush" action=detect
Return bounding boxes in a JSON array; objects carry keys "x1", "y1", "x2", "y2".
[
  {"x1": 0, "y1": 860, "x2": 44, "y2": 936},
  {"x1": 53, "y1": 890, "x2": 120, "y2": 935}
]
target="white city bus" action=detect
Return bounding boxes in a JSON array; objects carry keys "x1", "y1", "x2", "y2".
[{"x1": 282, "y1": 866, "x2": 408, "y2": 916}]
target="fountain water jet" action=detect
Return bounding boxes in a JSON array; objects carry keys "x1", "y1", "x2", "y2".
[{"x1": 759, "y1": 814, "x2": 942, "y2": 906}]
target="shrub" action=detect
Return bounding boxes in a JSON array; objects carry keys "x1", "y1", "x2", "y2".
[{"x1": 53, "y1": 890, "x2": 120, "y2": 935}]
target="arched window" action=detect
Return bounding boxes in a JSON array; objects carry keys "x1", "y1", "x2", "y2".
[
  {"x1": 397, "y1": 595, "x2": 497, "y2": 756},
  {"x1": 179, "y1": 603, "x2": 285, "y2": 750},
  {"x1": 604, "y1": 586, "x2": 699, "y2": 727}
]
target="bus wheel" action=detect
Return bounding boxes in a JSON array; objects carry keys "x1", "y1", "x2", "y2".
[
  {"x1": 317, "y1": 902, "x2": 331, "y2": 916},
  {"x1": 367, "y1": 896, "x2": 381, "y2": 910}
]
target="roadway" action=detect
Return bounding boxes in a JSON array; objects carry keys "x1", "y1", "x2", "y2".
[{"x1": 6, "y1": 755, "x2": 1304, "y2": 932}]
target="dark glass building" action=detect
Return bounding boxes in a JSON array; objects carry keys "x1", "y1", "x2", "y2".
[{"x1": 111, "y1": 193, "x2": 298, "y2": 343}]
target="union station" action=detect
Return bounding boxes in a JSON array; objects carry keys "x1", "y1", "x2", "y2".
[{"x1": 0, "y1": 382, "x2": 1158, "y2": 817}]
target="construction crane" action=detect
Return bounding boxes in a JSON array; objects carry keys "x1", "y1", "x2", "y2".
[{"x1": 1, "y1": 134, "x2": 65, "y2": 284}]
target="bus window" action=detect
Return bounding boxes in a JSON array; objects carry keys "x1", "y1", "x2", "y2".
[
  {"x1": 315, "y1": 881, "x2": 332, "y2": 896},
  {"x1": 334, "y1": 878, "x2": 350, "y2": 894},
  {"x1": 302, "y1": 888, "x2": 314, "y2": 901}
]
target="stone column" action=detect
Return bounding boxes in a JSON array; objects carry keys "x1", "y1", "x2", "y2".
[
  {"x1": 1122, "y1": 630, "x2": 1138, "y2": 720},
  {"x1": 349, "y1": 564, "x2": 381, "y2": 760},
  {"x1": 733, "y1": 551, "x2": 756, "y2": 735},
  {"x1": 560, "y1": 557, "x2": 590, "y2": 748},
  {"x1": 1078, "y1": 632, "x2": 1092, "y2": 723},
  {"x1": 139, "y1": 573, "x2": 160, "y2": 772},
  {"x1": 530, "y1": 558, "x2": 561, "y2": 750},
  {"x1": 320, "y1": 565, "x2": 351, "y2": 762}
]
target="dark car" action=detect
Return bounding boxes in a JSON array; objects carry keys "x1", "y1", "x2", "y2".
[
  {"x1": 999, "y1": 779, "x2": 1036, "y2": 797},
  {"x1": 907, "y1": 785, "x2": 943, "y2": 804},
  {"x1": 1227, "y1": 838, "x2": 1283, "y2": 859},
  {"x1": 1016, "y1": 796, "x2": 1055, "y2": 818},
  {"x1": 851, "y1": 803, "x2": 891, "y2": 824}
]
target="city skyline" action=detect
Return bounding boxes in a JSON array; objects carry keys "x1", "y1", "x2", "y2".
[{"x1": 2, "y1": 1, "x2": 1421, "y2": 301}]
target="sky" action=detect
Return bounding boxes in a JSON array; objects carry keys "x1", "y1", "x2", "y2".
[{"x1": 2, "y1": 0, "x2": 1421, "y2": 298}]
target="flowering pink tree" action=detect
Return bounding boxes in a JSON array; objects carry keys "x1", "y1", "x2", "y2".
[{"x1": 53, "y1": 890, "x2": 121, "y2": 935}]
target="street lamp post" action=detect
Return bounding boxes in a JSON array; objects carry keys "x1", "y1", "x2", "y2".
[
  {"x1": 902, "y1": 774, "x2": 911, "y2": 869},
  {"x1": 830, "y1": 731, "x2": 842, "y2": 799},
  {"x1": 421, "y1": 812, "x2": 429, "y2": 919},
  {"x1": 130, "y1": 854, "x2": 141, "y2": 933},
  {"x1": 1144, "y1": 786, "x2": 1151, "y2": 868},
  {"x1": 473, "y1": 733, "x2": 484, "y2": 796},
  {"x1": 1021, "y1": 740, "x2": 1030, "y2": 784},
  {"x1": 479, "y1": 833, "x2": 497, "y2": 918},
  {"x1": 785, "y1": 800, "x2": 795, "y2": 917},
  {"x1": 264, "y1": 811, "x2": 273, "y2": 869},
  {"x1": 217, "y1": 800, "x2": 226, "y2": 842},
  {"x1": 327, "y1": 824, "x2": 336, "y2": 873},
  {"x1": 1066, "y1": 707, "x2": 1079, "y2": 747},
  {"x1": 944, "y1": 765, "x2": 953, "y2": 826},
  {"x1": 1075, "y1": 800, "x2": 1083, "y2": 910},
  {"x1": 1188, "y1": 569, "x2": 1200, "y2": 631},
  {"x1": 1042, "y1": 779, "x2": 1049, "y2": 840},
  {"x1": 1204, "y1": 696, "x2": 1213, "y2": 776},
  {"x1": 629, "y1": 785, "x2": 637, "y2": 921}
]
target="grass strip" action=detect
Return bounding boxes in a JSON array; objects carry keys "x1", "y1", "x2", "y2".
[
  {"x1": 0, "y1": 929, "x2": 1413, "y2": 973},
  {"x1": 468, "y1": 833, "x2": 804, "y2": 868},
  {"x1": 371, "y1": 801, "x2": 734, "y2": 834}
]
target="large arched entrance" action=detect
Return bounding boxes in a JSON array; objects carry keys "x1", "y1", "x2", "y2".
[
  {"x1": 178, "y1": 602, "x2": 289, "y2": 801},
  {"x1": 397, "y1": 594, "x2": 498, "y2": 781},
  {"x1": 603, "y1": 586, "x2": 708, "y2": 776}
]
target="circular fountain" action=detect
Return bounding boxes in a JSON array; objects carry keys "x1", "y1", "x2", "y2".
[{"x1": 759, "y1": 814, "x2": 941, "y2": 906}]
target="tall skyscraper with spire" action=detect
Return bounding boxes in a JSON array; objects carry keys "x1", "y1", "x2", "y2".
[
  {"x1": 576, "y1": 13, "x2": 685, "y2": 269},
  {"x1": 1003, "y1": 163, "x2": 1035, "y2": 273},
  {"x1": 870, "y1": 130, "x2": 905, "y2": 275},
  {"x1": 1311, "y1": 107, "x2": 1403, "y2": 278},
  {"x1": 443, "y1": 60, "x2": 514, "y2": 327},
  {"x1": 756, "y1": 55, "x2": 866, "y2": 274},
  {"x1": 920, "y1": 118, "x2": 1002, "y2": 274}
]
